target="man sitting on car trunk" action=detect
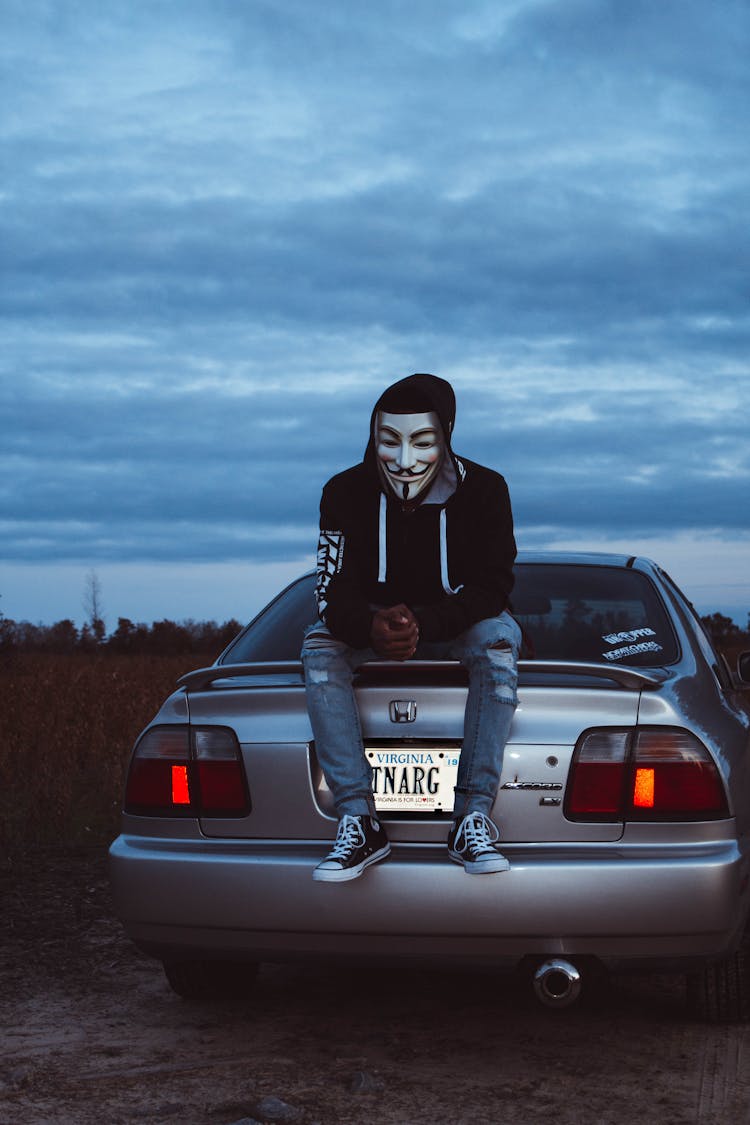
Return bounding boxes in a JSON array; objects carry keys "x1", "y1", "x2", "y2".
[{"x1": 301, "y1": 373, "x2": 520, "y2": 882}]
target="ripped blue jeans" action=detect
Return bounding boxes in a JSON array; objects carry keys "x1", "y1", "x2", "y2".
[{"x1": 301, "y1": 612, "x2": 521, "y2": 819}]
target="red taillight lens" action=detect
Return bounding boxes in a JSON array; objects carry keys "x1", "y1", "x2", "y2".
[
  {"x1": 124, "y1": 725, "x2": 249, "y2": 817},
  {"x1": 125, "y1": 727, "x2": 191, "y2": 814},
  {"x1": 193, "y1": 728, "x2": 248, "y2": 814},
  {"x1": 566, "y1": 731, "x2": 629, "y2": 818},
  {"x1": 171, "y1": 764, "x2": 191, "y2": 805},
  {"x1": 566, "y1": 728, "x2": 728, "y2": 822},
  {"x1": 627, "y1": 730, "x2": 728, "y2": 819}
]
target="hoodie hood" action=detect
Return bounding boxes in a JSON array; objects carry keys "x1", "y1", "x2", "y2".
[{"x1": 364, "y1": 373, "x2": 461, "y2": 504}]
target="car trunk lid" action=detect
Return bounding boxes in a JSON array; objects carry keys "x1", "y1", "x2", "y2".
[{"x1": 181, "y1": 661, "x2": 658, "y2": 843}]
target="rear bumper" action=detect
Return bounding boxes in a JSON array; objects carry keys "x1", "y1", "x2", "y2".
[{"x1": 109, "y1": 833, "x2": 749, "y2": 971}]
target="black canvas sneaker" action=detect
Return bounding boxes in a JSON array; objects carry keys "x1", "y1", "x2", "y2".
[
  {"x1": 447, "y1": 811, "x2": 510, "y2": 874},
  {"x1": 313, "y1": 814, "x2": 391, "y2": 883}
]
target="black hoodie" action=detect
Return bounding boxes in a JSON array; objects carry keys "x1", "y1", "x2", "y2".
[{"x1": 315, "y1": 373, "x2": 516, "y2": 648}]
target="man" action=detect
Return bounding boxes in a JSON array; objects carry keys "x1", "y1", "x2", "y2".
[{"x1": 301, "y1": 373, "x2": 520, "y2": 883}]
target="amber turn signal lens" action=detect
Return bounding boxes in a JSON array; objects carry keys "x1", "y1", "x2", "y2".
[{"x1": 633, "y1": 767, "x2": 655, "y2": 808}]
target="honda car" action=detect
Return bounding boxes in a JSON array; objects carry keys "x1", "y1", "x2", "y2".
[{"x1": 109, "y1": 552, "x2": 750, "y2": 1020}]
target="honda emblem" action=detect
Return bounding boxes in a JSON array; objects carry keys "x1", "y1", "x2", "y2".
[{"x1": 389, "y1": 700, "x2": 417, "y2": 723}]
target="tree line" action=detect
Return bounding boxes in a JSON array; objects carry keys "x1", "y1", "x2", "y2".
[
  {"x1": 1, "y1": 609, "x2": 747, "y2": 657},
  {"x1": 700, "y1": 613, "x2": 750, "y2": 649},
  {"x1": 0, "y1": 614, "x2": 245, "y2": 656}
]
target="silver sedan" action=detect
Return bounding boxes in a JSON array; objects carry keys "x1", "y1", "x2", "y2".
[{"x1": 109, "y1": 551, "x2": 750, "y2": 1020}]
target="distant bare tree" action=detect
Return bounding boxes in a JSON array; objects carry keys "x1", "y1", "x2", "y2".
[{"x1": 83, "y1": 569, "x2": 105, "y2": 644}]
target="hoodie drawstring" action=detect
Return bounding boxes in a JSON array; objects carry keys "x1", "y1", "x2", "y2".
[
  {"x1": 440, "y1": 508, "x2": 463, "y2": 595},
  {"x1": 378, "y1": 493, "x2": 387, "y2": 583}
]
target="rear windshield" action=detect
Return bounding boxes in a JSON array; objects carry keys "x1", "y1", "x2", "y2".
[
  {"x1": 221, "y1": 575, "x2": 317, "y2": 663},
  {"x1": 510, "y1": 564, "x2": 678, "y2": 666},
  {"x1": 222, "y1": 564, "x2": 678, "y2": 667}
]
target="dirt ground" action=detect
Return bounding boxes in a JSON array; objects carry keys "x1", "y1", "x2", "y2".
[{"x1": 3, "y1": 848, "x2": 750, "y2": 1125}]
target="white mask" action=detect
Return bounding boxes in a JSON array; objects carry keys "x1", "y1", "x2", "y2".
[{"x1": 375, "y1": 410, "x2": 444, "y2": 502}]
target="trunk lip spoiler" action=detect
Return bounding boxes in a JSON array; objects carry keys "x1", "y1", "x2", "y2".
[{"x1": 177, "y1": 660, "x2": 666, "y2": 693}]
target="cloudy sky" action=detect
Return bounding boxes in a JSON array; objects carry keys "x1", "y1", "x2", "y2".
[{"x1": 2, "y1": 0, "x2": 749, "y2": 629}]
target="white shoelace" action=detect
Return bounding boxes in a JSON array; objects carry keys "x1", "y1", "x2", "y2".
[
  {"x1": 455, "y1": 811, "x2": 499, "y2": 853},
  {"x1": 327, "y1": 814, "x2": 366, "y2": 860}
]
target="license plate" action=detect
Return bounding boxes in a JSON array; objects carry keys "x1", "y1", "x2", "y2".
[{"x1": 367, "y1": 746, "x2": 460, "y2": 813}]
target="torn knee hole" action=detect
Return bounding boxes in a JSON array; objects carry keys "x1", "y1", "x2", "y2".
[
  {"x1": 307, "y1": 669, "x2": 329, "y2": 684},
  {"x1": 494, "y1": 687, "x2": 517, "y2": 704}
]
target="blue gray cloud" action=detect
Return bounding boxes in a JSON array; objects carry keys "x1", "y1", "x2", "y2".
[{"x1": 1, "y1": 0, "x2": 749, "y2": 594}]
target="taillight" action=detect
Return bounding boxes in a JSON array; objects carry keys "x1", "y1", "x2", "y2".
[
  {"x1": 124, "y1": 725, "x2": 249, "y2": 816},
  {"x1": 627, "y1": 729, "x2": 727, "y2": 819},
  {"x1": 193, "y1": 728, "x2": 248, "y2": 814},
  {"x1": 566, "y1": 728, "x2": 728, "y2": 822},
  {"x1": 125, "y1": 727, "x2": 191, "y2": 813},
  {"x1": 566, "y1": 730, "x2": 629, "y2": 817}
]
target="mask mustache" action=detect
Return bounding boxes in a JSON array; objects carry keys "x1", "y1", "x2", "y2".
[{"x1": 385, "y1": 463, "x2": 430, "y2": 477}]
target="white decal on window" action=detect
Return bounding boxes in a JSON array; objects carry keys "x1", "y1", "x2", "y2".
[
  {"x1": 602, "y1": 640, "x2": 663, "y2": 662},
  {"x1": 602, "y1": 627, "x2": 657, "y2": 645}
]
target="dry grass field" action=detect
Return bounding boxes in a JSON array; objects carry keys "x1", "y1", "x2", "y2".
[{"x1": 1, "y1": 650, "x2": 217, "y2": 853}]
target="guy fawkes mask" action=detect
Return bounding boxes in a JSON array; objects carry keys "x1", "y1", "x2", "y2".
[{"x1": 375, "y1": 410, "x2": 445, "y2": 502}]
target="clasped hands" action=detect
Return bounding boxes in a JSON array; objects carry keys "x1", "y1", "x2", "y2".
[{"x1": 370, "y1": 604, "x2": 419, "y2": 661}]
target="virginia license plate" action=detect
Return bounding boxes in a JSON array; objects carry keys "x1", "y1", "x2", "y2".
[{"x1": 367, "y1": 746, "x2": 460, "y2": 813}]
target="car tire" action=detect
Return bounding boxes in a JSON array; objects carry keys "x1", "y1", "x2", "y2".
[
  {"x1": 686, "y1": 947, "x2": 750, "y2": 1023},
  {"x1": 162, "y1": 958, "x2": 259, "y2": 1002}
]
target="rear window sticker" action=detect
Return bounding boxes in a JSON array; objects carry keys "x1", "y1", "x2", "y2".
[
  {"x1": 602, "y1": 627, "x2": 663, "y2": 662},
  {"x1": 603, "y1": 640, "x2": 664, "y2": 662},
  {"x1": 602, "y1": 627, "x2": 657, "y2": 645}
]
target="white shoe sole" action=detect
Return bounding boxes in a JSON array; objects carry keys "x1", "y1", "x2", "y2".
[
  {"x1": 313, "y1": 843, "x2": 391, "y2": 882},
  {"x1": 449, "y1": 850, "x2": 510, "y2": 873}
]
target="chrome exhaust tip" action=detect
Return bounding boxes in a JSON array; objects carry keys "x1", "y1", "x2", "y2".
[{"x1": 533, "y1": 958, "x2": 582, "y2": 1008}]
